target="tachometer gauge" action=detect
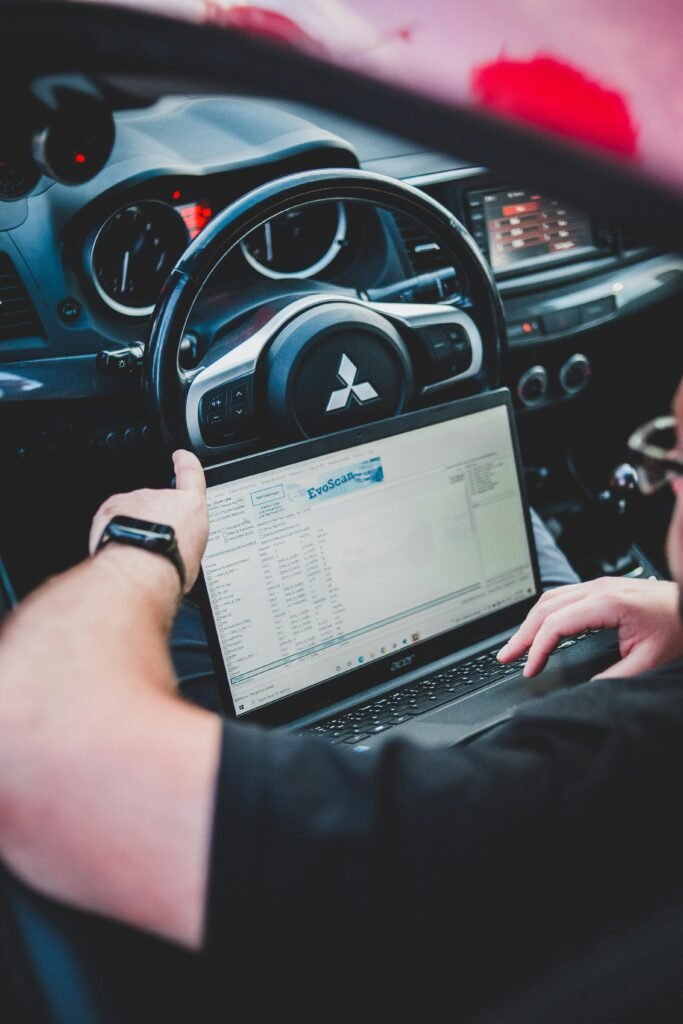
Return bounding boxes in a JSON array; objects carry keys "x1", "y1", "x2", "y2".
[
  {"x1": 240, "y1": 201, "x2": 347, "y2": 279},
  {"x1": 89, "y1": 201, "x2": 189, "y2": 315}
]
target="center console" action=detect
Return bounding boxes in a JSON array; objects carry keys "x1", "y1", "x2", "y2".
[{"x1": 404, "y1": 171, "x2": 683, "y2": 416}]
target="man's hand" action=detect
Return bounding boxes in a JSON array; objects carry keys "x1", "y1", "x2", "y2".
[
  {"x1": 89, "y1": 449, "x2": 208, "y2": 594},
  {"x1": 497, "y1": 576, "x2": 683, "y2": 678}
]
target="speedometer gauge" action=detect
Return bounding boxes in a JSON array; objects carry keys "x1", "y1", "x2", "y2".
[
  {"x1": 89, "y1": 201, "x2": 189, "y2": 315},
  {"x1": 240, "y1": 202, "x2": 347, "y2": 279}
]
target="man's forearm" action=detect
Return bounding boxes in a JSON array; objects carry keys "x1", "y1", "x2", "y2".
[{"x1": 0, "y1": 547, "x2": 221, "y2": 948}]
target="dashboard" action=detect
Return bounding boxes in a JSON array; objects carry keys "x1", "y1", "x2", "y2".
[{"x1": 1, "y1": 93, "x2": 683, "y2": 417}]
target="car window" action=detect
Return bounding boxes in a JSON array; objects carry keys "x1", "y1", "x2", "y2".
[{"x1": 71, "y1": 0, "x2": 683, "y2": 196}]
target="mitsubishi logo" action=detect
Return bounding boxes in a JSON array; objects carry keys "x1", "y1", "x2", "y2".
[{"x1": 325, "y1": 353, "x2": 379, "y2": 413}]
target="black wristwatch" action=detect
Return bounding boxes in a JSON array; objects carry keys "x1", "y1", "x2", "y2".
[{"x1": 96, "y1": 515, "x2": 186, "y2": 591}]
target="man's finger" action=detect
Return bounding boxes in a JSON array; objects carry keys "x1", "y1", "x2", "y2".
[
  {"x1": 497, "y1": 585, "x2": 592, "y2": 662},
  {"x1": 173, "y1": 450, "x2": 205, "y2": 495},
  {"x1": 89, "y1": 516, "x2": 106, "y2": 556},
  {"x1": 523, "y1": 598, "x2": 615, "y2": 677}
]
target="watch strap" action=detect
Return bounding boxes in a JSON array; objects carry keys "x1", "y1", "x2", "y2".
[{"x1": 96, "y1": 516, "x2": 186, "y2": 592}]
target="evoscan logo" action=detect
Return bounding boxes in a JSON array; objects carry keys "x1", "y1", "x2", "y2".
[
  {"x1": 390, "y1": 654, "x2": 415, "y2": 672},
  {"x1": 326, "y1": 353, "x2": 379, "y2": 413},
  {"x1": 306, "y1": 471, "x2": 355, "y2": 500}
]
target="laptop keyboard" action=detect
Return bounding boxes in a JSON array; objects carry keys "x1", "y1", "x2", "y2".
[{"x1": 300, "y1": 633, "x2": 592, "y2": 746}]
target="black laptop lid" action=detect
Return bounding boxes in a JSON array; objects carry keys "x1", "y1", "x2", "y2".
[{"x1": 198, "y1": 388, "x2": 541, "y2": 726}]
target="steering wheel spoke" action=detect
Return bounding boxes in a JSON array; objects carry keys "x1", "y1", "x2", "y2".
[
  {"x1": 186, "y1": 292, "x2": 346, "y2": 459},
  {"x1": 369, "y1": 300, "x2": 484, "y2": 396}
]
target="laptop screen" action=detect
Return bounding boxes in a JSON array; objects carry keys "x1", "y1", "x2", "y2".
[{"x1": 201, "y1": 391, "x2": 538, "y2": 720}]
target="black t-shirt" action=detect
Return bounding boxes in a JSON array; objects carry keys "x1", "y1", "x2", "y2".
[{"x1": 205, "y1": 665, "x2": 683, "y2": 1017}]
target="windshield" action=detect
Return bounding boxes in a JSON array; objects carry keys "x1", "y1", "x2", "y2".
[{"x1": 72, "y1": 0, "x2": 683, "y2": 195}]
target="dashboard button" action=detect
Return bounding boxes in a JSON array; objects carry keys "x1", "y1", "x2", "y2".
[
  {"x1": 541, "y1": 308, "x2": 580, "y2": 334},
  {"x1": 559, "y1": 353, "x2": 592, "y2": 395},
  {"x1": 517, "y1": 365, "x2": 548, "y2": 407},
  {"x1": 231, "y1": 383, "x2": 248, "y2": 404},
  {"x1": 58, "y1": 297, "x2": 82, "y2": 324},
  {"x1": 207, "y1": 390, "x2": 227, "y2": 411},
  {"x1": 104, "y1": 430, "x2": 123, "y2": 450},
  {"x1": 207, "y1": 410, "x2": 227, "y2": 427},
  {"x1": 507, "y1": 320, "x2": 540, "y2": 340},
  {"x1": 230, "y1": 404, "x2": 250, "y2": 427},
  {"x1": 579, "y1": 296, "x2": 616, "y2": 323}
]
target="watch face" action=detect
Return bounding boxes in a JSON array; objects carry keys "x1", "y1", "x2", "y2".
[{"x1": 107, "y1": 515, "x2": 175, "y2": 545}]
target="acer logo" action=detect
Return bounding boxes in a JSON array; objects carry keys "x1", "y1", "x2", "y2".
[{"x1": 390, "y1": 655, "x2": 414, "y2": 672}]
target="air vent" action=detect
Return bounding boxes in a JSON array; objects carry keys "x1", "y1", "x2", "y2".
[
  {"x1": 0, "y1": 253, "x2": 45, "y2": 341},
  {"x1": 0, "y1": 158, "x2": 38, "y2": 201},
  {"x1": 393, "y1": 213, "x2": 452, "y2": 275}
]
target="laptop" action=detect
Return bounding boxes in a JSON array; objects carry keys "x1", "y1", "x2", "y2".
[{"x1": 198, "y1": 388, "x2": 619, "y2": 750}]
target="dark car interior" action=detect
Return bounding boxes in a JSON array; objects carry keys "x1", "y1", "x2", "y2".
[{"x1": 1, "y1": 3, "x2": 683, "y2": 1021}]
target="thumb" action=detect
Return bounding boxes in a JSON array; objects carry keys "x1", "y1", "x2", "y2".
[
  {"x1": 591, "y1": 643, "x2": 658, "y2": 680},
  {"x1": 172, "y1": 449, "x2": 205, "y2": 495}
]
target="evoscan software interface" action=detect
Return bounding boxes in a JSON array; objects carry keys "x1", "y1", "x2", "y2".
[{"x1": 203, "y1": 405, "x2": 536, "y2": 716}]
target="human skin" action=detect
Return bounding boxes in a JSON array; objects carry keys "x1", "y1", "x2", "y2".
[
  {"x1": 0, "y1": 450, "x2": 220, "y2": 948},
  {"x1": 498, "y1": 379, "x2": 683, "y2": 678}
]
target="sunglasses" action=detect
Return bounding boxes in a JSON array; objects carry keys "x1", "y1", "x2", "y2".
[{"x1": 627, "y1": 415, "x2": 683, "y2": 495}]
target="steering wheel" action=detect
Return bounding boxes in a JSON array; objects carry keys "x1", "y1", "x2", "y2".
[{"x1": 144, "y1": 168, "x2": 505, "y2": 459}]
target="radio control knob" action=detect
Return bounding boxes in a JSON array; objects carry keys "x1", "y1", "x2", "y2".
[
  {"x1": 560, "y1": 353, "x2": 591, "y2": 395},
  {"x1": 517, "y1": 365, "x2": 548, "y2": 407}
]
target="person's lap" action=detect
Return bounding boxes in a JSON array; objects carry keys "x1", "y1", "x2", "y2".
[{"x1": 173, "y1": 509, "x2": 580, "y2": 712}]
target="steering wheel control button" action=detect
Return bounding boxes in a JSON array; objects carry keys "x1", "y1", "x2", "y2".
[
  {"x1": 230, "y1": 403, "x2": 249, "y2": 423},
  {"x1": 559, "y1": 353, "x2": 592, "y2": 395},
  {"x1": 200, "y1": 379, "x2": 253, "y2": 445},
  {"x1": 421, "y1": 324, "x2": 473, "y2": 381},
  {"x1": 206, "y1": 389, "x2": 227, "y2": 412},
  {"x1": 426, "y1": 331, "x2": 451, "y2": 362},
  {"x1": 517, "y1": 365, "x2": 549, "y2": 407}
]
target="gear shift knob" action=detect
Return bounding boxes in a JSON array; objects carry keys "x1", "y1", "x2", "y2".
[
  {"x1": 600, "y1": 462, "x2": 639, "y2": 515},
  {"x1": 609, "y1": 462, "x2": 639, "y2": 494}
]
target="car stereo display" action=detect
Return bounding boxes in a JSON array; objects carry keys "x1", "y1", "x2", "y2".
[{"x1": 470, "y1": 188, "x2": 595, "y2": 272}]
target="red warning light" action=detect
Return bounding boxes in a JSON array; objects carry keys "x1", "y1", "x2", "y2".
[
  {"x1": 522, "y1": 322, "x2": 534, "y2": 334},
  {"x1": 172, "y1": 189, "x2": 182, "y2": 200},
  {"x1": 74, "y1": 153, "x2": 87, "y2": 165},
  {"x1": 178, "y1": 202, "x2": 213, "y2": 239}
]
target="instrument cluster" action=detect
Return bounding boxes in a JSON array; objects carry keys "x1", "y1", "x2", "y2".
[{"x1": 87, "y1": 185, "x2": 349, "y2": 317}]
